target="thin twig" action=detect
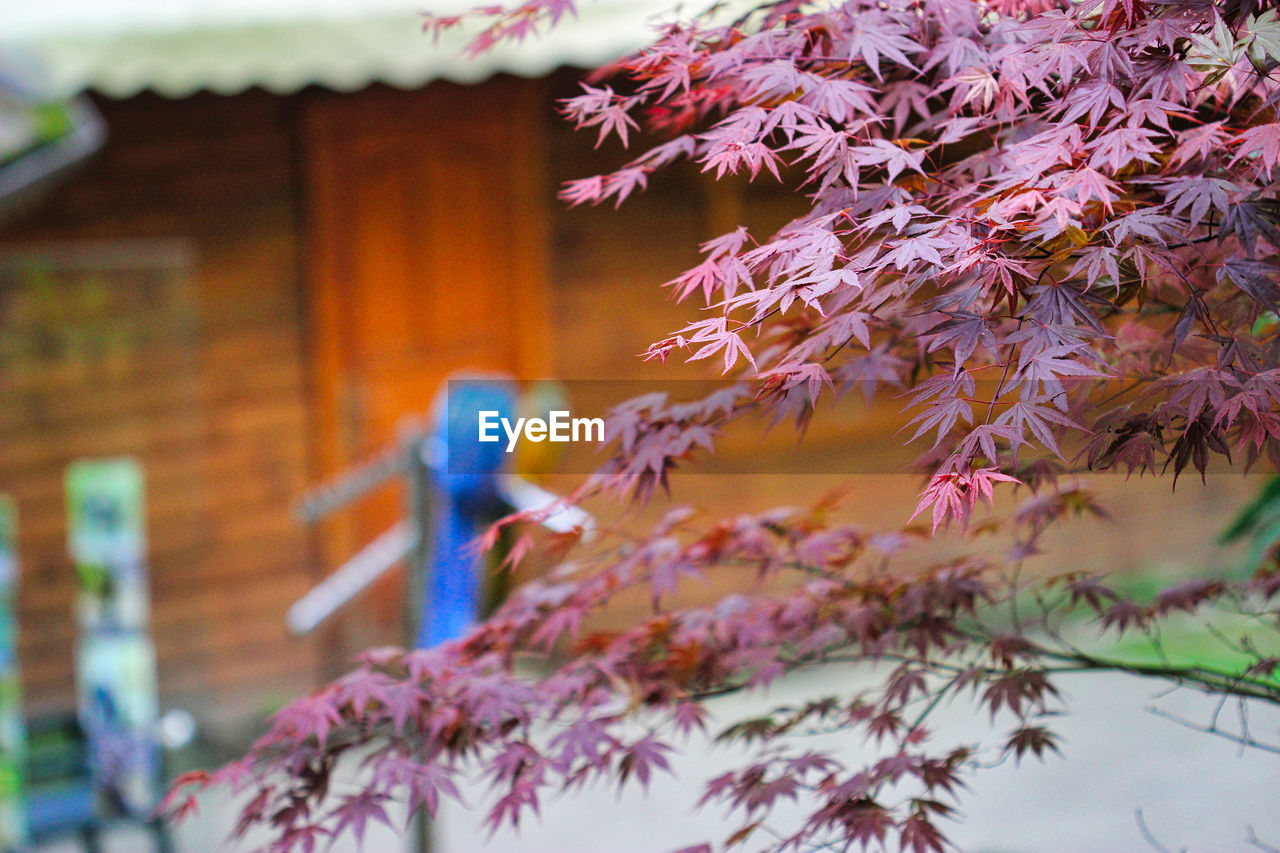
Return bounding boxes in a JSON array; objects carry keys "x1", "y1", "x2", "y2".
[
  {"x1": 1145, "y1": 704, "x2": 1280, "y2": 756},
  {"x1": 1247, "y1": 826, "x2": 1280, "y2": 853},
  {"x1": 1136, "y1": 809, "x2": 1182, "y2": 853}
]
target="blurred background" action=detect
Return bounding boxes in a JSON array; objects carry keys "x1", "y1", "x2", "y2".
[{"x1": 0, "y1": 1, "x2": 1273, "y2": 851}]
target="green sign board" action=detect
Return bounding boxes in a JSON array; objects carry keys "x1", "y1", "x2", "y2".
[{"x1": 65, "y1": 458, "x2": 150, "y2": 630}]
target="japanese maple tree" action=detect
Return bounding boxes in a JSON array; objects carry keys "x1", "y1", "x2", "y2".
[{"x1": 170, "y1": 0, "x2": 1280, "y2": 850}]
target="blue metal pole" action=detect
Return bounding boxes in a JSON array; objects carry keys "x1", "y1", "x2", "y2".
[{"x1": 414, "y1": 378, "x2": 516, "y2": 649}]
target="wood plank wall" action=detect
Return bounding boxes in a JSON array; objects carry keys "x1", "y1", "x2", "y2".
[{"x1": 0, "y1": 91, "x2": 319, "y2": 723}]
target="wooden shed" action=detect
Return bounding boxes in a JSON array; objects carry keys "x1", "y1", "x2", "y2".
[{"x1": 0, "y1": 0, "x2": 718, "y2": 731}]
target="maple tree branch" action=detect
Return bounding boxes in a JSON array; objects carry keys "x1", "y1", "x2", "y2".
[
  {"x1": 1034, "y1": 648, "x2": 1280, "y2": 705},
  {"x1": 1144, "y1": 704, "x2": 1280, "y2": 756},
  {"x1": 983, "y1": 319, "x2": 1024, "y2": 429}
]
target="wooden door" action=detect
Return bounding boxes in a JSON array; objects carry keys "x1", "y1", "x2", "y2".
[{"x1": 301, "y1": 80, "x2": 550, "y2": 649}]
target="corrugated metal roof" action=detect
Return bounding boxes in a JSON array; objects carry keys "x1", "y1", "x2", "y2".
[{"x1": 0, "y1": 0, "x2": 664, "y2": 99}]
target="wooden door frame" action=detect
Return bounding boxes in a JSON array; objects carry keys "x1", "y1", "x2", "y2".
[{"x1": 293, "y1": 78, "x2": 552, "y2": 655}]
